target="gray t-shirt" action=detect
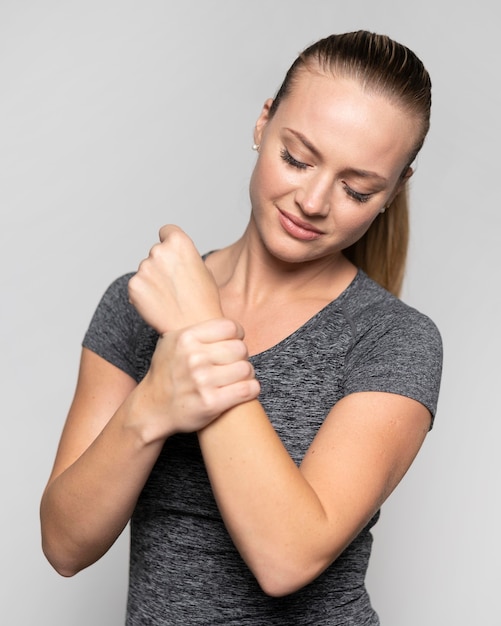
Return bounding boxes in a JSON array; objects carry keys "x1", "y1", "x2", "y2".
[{"x1": 83, "y1": 269, "x2": 442, "y2": 625}]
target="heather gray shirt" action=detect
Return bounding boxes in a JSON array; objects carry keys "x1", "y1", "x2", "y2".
[{"x1": 83, "y1": 269, "x2": 442, "y2": 625}]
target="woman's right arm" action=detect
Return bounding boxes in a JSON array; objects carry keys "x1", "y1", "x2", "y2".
[
  {"x1": 40, "y1": 318, "x2": 258, "y2": 577},
  {"x1": 40, "y1": 347, "x2": 161, "y2": 576}
]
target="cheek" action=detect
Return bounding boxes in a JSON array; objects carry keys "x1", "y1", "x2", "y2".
[
  {"x1": 249, "y1": 154, "x2": 292, "y2": 207},
  {"x1": 335, "y1": 205, "x2": 381, "y2": 246}
]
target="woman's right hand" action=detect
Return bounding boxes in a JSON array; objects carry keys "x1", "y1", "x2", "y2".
[
  {"x1": 132, "y1": 318, "x2": 260, "y2": 443},
  {"x1": 40, "y1": 317, "x2": 259, "y2": 576}
]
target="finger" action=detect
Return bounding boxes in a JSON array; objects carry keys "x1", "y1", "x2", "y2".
[
  {"x1": 205, "y1": 339, "x2": 249, "y2": 366},
  {"x1": 202, "y1": 318, "x2": 245, "y2": 342},
  {"x1": 127, "y1": 271, "x2": 146, "y2": 305},
  {"x1": 158, "y1": 224, "x2": 180, "y2": 242},
  {"x1": 158, "y1": 224, "x2": 196, "y2": 252},
  {"x1": 202, "y1": 379, "x2": 261, "y2": 419},
  {"x1": 148, "y1": 241, "x2": 163, "y2": 260},
  {"x1": 180, "y1": 318, "x2": 244, "y2": 344},
  {"x1": 196, "y1": 360, "x2": 255, "y2": 389}
]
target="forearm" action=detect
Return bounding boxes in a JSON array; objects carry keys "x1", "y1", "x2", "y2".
[
  {"x1": 40, "y1": 393, "x2": 164, "y2": 576},
  {"x1": 197, "y1": 400, "x2": 334, "y2": 596},
  {"x1": 41, "y1": 324, "x2": 257, "y2": 577}
]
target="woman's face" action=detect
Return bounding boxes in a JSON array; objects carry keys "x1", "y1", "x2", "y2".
[{"x1": 248, "y1": 69, "x2": 420, "y2": 265}]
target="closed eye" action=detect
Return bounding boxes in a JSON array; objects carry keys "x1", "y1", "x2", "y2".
[
  {"x1": 280, "y1": 148, "x2": 308, "y2": 170},
  {"x1": 343, "y1": 184, "x2": 373, "y2": 204},
  {"x1": 281, "y1": 146, "x2": 376, "y2": 203}
]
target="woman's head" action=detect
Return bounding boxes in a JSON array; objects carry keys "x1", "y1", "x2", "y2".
[
  {"x1": 260, "y1": 31, "x2": 432, "y2": 295},
  {"x1": 270, "y1": 31, "x2": 431, "y2": 169}
]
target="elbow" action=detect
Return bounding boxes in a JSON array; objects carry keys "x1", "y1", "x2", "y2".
[
  {"x1": 258, "y1": 579, "x2": 299, "y2": 599},
  {"x1": 41, "y1": 538, "x2": 81, "y2": 578},
  {"x1": 41, "y1": 528, "x2": 90, "y2": 578},
  {"x1": 252, "y1": 557, "x2": 328, "y2": 598},
  {"x1": 51, "y1": 564, "x2": 80, "y2": 578},
  {"x1": 256, "y1": 570, "x2": 314, "y2": 598},
  {"x1": 40, "y1": 509, "x2": 100, "y2": 577},
  {"x1": 40, "y1": 496, "x2": 80, "y2": 577},
  {"x1": 42, "y1": 548, "x2": 78, "y2": 578}
]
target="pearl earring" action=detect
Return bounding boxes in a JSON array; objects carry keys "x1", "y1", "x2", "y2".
[
  {"x1": 380, "y1": 206, "x2": 388, "y2": 214},
  {"x1": 252, "y1": 143, "x2": 260, "y2": 151}
]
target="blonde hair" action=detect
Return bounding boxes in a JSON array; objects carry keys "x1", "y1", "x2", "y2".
[{"x1": 269, "y1": 31, "x2": 432, "y2": 296}]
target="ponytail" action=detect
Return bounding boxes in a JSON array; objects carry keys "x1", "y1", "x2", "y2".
[{"x1": 344, "y1": 188, "x2": 409, "y2": 297}]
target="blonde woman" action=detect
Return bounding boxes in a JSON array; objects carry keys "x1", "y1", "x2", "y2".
[{"x1": 41, "y1": 31, "x2": 443, "y2": 625}]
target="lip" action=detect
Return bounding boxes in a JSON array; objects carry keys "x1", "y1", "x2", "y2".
[{"x1": 277, "y1": 208, "x2": 324, "y2": 241}]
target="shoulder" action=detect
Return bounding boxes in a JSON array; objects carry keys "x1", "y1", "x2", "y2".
[
  {"x1": 96, "y1": 272, "x2": 136, "y2": 309},
  {"x1": 84, "y1": 272, "x2": 143, "y2": 335},
  {"x1": 342, "y1": 271, "x2": 442, "y2": 350},
  {"x1": 340, "y1": 272, "x2": 443, "y2": 421},
  {"x1": 82, "y1": 273, "x2": 157, "y2": 382}
]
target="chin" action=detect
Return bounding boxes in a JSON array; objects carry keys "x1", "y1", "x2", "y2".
[
  {"x1": 262, "y1": 237, "x2": 337, "y2": 267},
  {"x1": 250, "y1": 212, "x2": 345, "y2": 265}
]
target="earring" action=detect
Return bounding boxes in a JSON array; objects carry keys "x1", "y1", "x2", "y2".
[
  {"x1": 380, "y1": 206, "x2": 388, "y2": 214},
  {"x1": 252, "y1": 143, "x2": 260, "y2": 151}
]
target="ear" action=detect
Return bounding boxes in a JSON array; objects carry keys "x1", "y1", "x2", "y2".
[
  {"x1": 401, "y1": 166, "x2": 414, "y2": 183},
  {"x1": 253, "y1": 98, "x2": 274, "y2": 146},
  {"x1": 389, "y1": 166, "x2": 414, "y2": 203}
]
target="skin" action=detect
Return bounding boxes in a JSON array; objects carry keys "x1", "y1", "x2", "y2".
[{"x1": 40, "y1": 69, "x2": 431, "y2": 597}]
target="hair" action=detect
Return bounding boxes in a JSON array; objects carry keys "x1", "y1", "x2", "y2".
[{"x1": 268, "y1": 31, "x2": 432, "y2": 296}]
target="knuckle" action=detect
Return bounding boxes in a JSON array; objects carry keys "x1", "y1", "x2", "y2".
[
  {"x1": 237, "y1": 341, "x2": 250, "y2": 360},
  {"x1": 127, "y1": 276, "x2": 140, "y2": 300},
  {"x1": 185, "y1": 352, "x2": 204, "y2": 376},
  {"x1": 149, "y1": 242, "x2": 163, "y2": 260},
  {"x1": 199, "y1": 389, "x2": 217, "y2": 415},
  {"x1": 177, "y1": 328, "x2": 197, "y2": 350},
  {"x1": 192, "y1": 366, "x2": 209, "y2": 388},
  {"x1": 181, "y1": 336, "x2": 194, "y2": 355},
  {"x1": 135, "y1": 258, "x2": 151, "y2": 280}
]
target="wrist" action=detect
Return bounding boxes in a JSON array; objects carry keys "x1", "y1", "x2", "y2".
[
  {"x1": 122, "y1": 379, "x2": 176, "y2": 447},
  {"x1": 157, "y1": 308, "x2": 224, "y2": 336}
]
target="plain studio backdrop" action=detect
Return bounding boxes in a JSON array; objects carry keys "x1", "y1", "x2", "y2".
[{"x1": 1, "y1": 2, "x2": 499, "y2": 624}]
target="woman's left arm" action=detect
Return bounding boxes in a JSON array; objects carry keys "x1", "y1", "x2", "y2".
[
  {"x1": 198, "y1": 390, "x2": 430, "y2": 597},
  {"x1": 130, "y1": 225, "x2": 431, "y2": 597}
]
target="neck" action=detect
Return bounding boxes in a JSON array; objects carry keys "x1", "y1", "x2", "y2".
[{"x1": 205, "y1": 225, "x2": 357, "y2": 310}]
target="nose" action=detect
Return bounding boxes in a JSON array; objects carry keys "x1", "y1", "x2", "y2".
[{"x1": 294, "y1": 172, "x2": 331, "y2": 217}]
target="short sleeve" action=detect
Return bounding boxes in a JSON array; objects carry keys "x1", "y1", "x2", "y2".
[
  {"x1": 82, "y1": 273, "x2": 144, "y2": 381},
  {"x1": 342, "y1": 303, "x2": 443, "y2": 426}
]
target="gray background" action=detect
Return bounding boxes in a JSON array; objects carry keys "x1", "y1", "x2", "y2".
[{"x1": 1, "y1": 1, "x2": 499, "y2": 624}]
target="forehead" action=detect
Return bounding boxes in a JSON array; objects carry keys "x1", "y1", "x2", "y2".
[{"x1": 272, "y1": 70, "x2": 419, "y2": 171}]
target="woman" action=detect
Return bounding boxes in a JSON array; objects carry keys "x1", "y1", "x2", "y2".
[{"x1": 41, "y1": 31, "x2": 443, "y2": 624}]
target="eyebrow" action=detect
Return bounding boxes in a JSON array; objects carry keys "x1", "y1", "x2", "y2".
[{"x1": 284, "y1": 128, "x2": 389, "y2": 184}]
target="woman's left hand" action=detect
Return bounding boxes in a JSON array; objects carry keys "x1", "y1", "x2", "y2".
[{"x1": 128, "y1": 225, "x2": 223, "y2": 334}]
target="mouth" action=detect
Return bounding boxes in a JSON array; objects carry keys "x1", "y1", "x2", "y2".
[{"x1": 277, "y1": 208, "x2": 324, "y2": 241}]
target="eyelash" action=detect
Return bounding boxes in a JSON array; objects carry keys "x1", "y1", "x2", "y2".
[
  {"x1": 280, "y1": 147, "x2": 373, "y2": 204},
  {"x1": 343, "y1": 186, "x2": 372, "y2": 204},
  {"x1": 280, "y1": 148, "x2": 308, "y2": 170}
]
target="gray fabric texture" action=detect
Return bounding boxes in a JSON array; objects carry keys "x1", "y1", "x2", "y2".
[{"x1": 82, "y1": 269, "x2": 442, "y2": 625}]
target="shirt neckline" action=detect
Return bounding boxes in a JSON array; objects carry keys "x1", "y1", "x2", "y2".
[{"x1": 248, "y1": 269, "x2": 363, "y2": 361}]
